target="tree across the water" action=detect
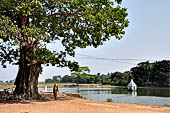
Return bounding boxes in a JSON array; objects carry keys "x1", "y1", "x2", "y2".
[
  {"x1": 0, "y1": 0, "x2": 129, "y2": 99},
  {"x1": 45, "y1": 60, "x2": 170, "y2": 87}
]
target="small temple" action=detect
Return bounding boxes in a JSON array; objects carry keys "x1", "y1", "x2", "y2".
[{"x1": 127, "y1": 79, "x2": 137, "y2": 91}]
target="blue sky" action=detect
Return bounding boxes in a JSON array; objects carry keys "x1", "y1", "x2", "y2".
[{"x1": 1, "y1": 0, "x2": 170, "y2": 82}]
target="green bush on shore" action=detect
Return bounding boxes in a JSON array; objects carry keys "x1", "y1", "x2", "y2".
[{"x1": 106, "y1": 98, "x2": 113, "y2": 102}]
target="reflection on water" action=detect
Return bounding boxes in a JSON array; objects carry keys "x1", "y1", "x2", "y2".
[
  {"x1": 78, "y1": 88, "x2": 170, "y2": 97},
  {"x1": 128, "y1": 91, "x2": 137, "y2": 96},
  {"x1": 137, "y1": 88, "x2": 170, "y2": 97},
  {"x1": 38, "y1": 87, "x2": 170, "y2": 106}
]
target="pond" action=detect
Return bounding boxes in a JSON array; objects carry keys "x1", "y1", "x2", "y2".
[{"x1": 39, "y1": 87, "x2": 170, "y2": 106}]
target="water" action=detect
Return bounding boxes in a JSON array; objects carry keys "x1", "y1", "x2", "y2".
[{"x1": 39, "y1": 87, "x2": 170, "y2": 106}]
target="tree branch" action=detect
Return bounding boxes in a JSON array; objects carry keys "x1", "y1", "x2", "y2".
[{"x1": 47, "y1": 11, "x2": 85, "y2": 23}]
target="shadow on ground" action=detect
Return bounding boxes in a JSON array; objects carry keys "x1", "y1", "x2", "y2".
[{"x1": 0, "y1": 92, "x2": 80, "y2": 104}]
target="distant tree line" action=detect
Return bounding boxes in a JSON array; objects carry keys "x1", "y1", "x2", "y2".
[
  {"x1": 0, "y1": 80, "x2": 15, "y2": 84},
  {"x1": 45, "y1": 72, "x2": 132, "y2": 86},
  {"x1": 45, "y1": 60, "x2": 170, "y2": 87},
  {"x1": 45, "y1": 76, "x2": 62, "y2": 83}
]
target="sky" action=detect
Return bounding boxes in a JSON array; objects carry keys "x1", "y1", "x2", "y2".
[{"x1": 1, "y1": 0, "x2": 170, "y2": 82}]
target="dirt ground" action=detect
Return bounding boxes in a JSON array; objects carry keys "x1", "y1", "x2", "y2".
[{"x1": 0, "y1": 92, "x2": 170, "y2": 113}]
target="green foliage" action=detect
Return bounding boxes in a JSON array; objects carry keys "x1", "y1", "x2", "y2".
[
  {"x1": 71, "y1": 66, "x2": 90, "y2": 77},
  {"x1": 131, "y1": 61, "x2": 152, "y2": 86},
  {"x1": 163, "y1": 104, "x2": 170, "y2": 107},
  {"x1": 0, "y1": 0, "x2": 129, "y2": 72},
  {"x1": 45, "y1": 71, "x2": 132, "y2": 85},
  {"x1": 52, "y1": 75, "x2": 62, "y2": 83},
  {"x1": 62, "y1": 75, "x2": 76, "y2": 83},
  {"x1": 45, "y1": 78, "x2": 53, "y2": 83},
  {"x1": 71, "y1": 66, "x2": 90, "y2": 85},
  {"x1": 101, "y1": 73, "x2": 111, "y2": 85},
  {"x1": 99, "y1": 71, "x2": 132, "y2": 85},
  {"x1": 110, "y1": 71, "x2": 132, "y2": 86},
  {"x1": 45, "y1": 75, "x2": 62, "y2": 83},
  {"x1": 131, "y1": 60, "x2": 170, "y2": 87},
  {"x1": 106, "y1": 98, "x2": 113, "y2": 102}
]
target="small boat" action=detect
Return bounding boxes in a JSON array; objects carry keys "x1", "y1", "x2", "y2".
[{"x1": 127, "y1": 79, "x2": 137, "y2": 91}]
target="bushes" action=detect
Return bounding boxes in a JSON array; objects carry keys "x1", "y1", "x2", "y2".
[{"x1": 106, "y1": 98, "x2": 113, "y2": 102}]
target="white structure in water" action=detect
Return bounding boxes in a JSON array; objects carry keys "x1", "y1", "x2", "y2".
[
  {"x1": 44, "y1": 85, "x2": 47, "y2": 92},
  {"x1": 127, "y1": 79, "x2": 137, "y2": 91}
]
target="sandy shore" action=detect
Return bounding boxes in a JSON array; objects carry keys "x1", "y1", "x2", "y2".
[{"x1": 0, "y1": 92, "x2": 170, "y2": 113}]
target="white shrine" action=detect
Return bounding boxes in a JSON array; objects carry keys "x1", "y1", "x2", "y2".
[{"x1": 127, "y1": 79, "x2": 137, "y2": 91}]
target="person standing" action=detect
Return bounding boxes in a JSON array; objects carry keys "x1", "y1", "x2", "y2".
[{"x1": 53, "y1": 83, "x2": 59, "y2": 100}]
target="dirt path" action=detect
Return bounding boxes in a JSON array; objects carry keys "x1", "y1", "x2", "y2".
[{"x1": 0, "y1": 93, "x2": 170, "y2": 113}]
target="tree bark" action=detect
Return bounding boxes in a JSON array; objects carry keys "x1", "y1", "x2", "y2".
[{"x1": 14, "y1": 47, "x2": 42, "y2": 100}]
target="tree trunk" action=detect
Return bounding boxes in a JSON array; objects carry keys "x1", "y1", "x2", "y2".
[
  {"x1": 77, "y1": 76, "x2": 80, "y2": 93},
  {"x1": 14, "y1": 47, "x2": 42, "y2": 100}
]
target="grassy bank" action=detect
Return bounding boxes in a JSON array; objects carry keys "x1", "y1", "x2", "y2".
[
  {"x1": 0, "y1": 83, "x2": 15, "y2": 89},
  {"x1": 38, "y1": 83, "x2": 126, "y2": 88},
  {"x1": 2, "y1": 83, "x2": 170, "y2": 90},
  {"x1": 0, "y1": 83, "x2": 126, "y2": 89}
]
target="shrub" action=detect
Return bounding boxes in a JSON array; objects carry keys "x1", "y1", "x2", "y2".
[
  {"x1": 106, "y1": 98, "x2": 113, "y2": 102},
  {"x1": 163, "y1": 104, "x2": 170, "y2": 107}
]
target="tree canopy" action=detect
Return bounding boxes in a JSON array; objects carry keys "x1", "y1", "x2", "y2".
[
  {"x1": 0, "y1": 0, "x2": 129, "y2": 99},
  {"x1": 0, "y1": 0, "x2": 128, "y2": 69},
  {"x1": 131, "y1": 60, "x2": 170, "y2": 87}
]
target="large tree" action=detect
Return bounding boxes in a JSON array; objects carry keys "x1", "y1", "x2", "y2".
[{"x1": 0, "y1": 0, "x2": 129, "y2": 99}]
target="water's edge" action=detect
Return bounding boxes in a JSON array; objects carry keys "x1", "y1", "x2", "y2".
[{"x1": 38, "y1": 87, "x2": 170, "y2": 106}]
